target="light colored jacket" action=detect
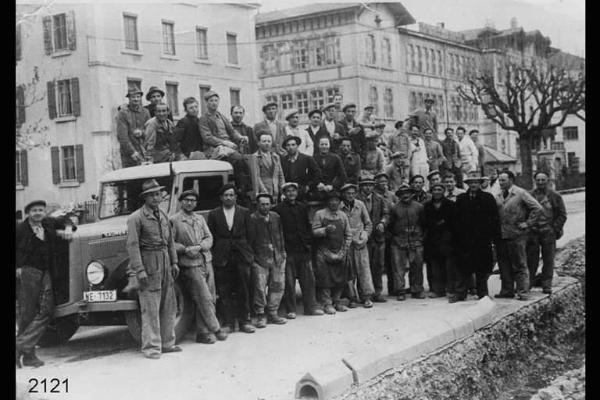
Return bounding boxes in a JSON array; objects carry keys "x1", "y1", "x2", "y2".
[
  {"x1": 169, "y1": 211, "x2": 213, "y2": 268},
  {"x1": 495, "y1": 184, "x2": 543, "y2": 239},
  {"x1": 249, "y1": 150, "x2": 285, "y2": 200},
  {"x1": 458, "y1": 136, "x2": 479, "y2": 171},
  {"x1": 341, "y1": 199, "x2": 373, "y2": 248}
]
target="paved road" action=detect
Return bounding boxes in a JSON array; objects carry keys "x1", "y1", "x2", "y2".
[{"x1": 16, "y1": 192, "x2": 585, "y2": 399}]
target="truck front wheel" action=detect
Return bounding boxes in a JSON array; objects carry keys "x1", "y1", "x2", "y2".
[{"x1": 125, "y1": 280, "x2": 194, "y2": 344}]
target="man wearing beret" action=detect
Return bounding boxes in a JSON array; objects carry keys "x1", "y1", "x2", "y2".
[
  {"x1": 341, "y1": 183, "x2": 375, "y2": 308},
  {"x1": 170, "y1": 190, "x2": 228, "y2": 344},
  {"x1": 284, "y1": 109, "x2": 313, "y2": 156},
  {"x1": 253, "y1": 102, "x2": 287, "y2": 157},
  {"x1": 117, "y1": 86, "x2": 151, "y2": 168},
  {"x1": 248, "y1": 193, "x2": 287, "y2": 327},
  {"x1": 126, "y1": 179, "x2": 181, "y2": 359},
  {"x1": 306, "y1": 109, "x2": 323, "y2": 155},
  {"x1": 318, "y1": 103, "x2": 347, "y2": 153},
  {"x1": 273, "y1": 183, "x2": 324, "y2": 318},
  {"x1": 280, "y1": 136, "x2": 322, "y2": 202},
  {"x1": 16, "y1": 200, "x2": 74, "y2": 368},
  {"x1": 145, "y1": 86, "x2": 173, "y2": 121},
  {"x1": 207, "y1": 184, "x2": 255, "y2": 334},
  {"x1": 338, "y1": 103, "x2": 366, "y2": 158}
]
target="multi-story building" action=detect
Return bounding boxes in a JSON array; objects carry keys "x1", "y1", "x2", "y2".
[{"x1": 16, "y1": 2, "x2": 260, "y2": 213}]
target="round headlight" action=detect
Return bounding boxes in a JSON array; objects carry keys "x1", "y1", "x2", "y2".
[{"x1": 86, "y1": 261, "x2": 105, "y2": 285}]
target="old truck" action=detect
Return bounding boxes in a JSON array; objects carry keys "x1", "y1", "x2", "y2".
[{"x1": 41, "y1": 160, "x2": 234, "y2": 345}]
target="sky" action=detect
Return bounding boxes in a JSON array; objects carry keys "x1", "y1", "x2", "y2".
[{"x1": 256, "y1": 0, "x2": 585, "y2": 57}]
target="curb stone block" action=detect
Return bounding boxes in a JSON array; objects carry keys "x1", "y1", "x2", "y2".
[
  {"x1": 342, "y1": 347, "x2": 395, "y2": 385},
  {"x1": 443, "y1": 313, "x2": 475, "y2": 340},
  {"x1": 464, "y1": 296, "x2": 496, "y2": 330},
  {"x1": 295, "y1": 361, "x2": 354, "y2": 400}
]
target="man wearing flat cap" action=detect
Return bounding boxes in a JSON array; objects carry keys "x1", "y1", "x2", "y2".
[
  {"x1": 126, "y1": 179, "x2": 181, "y2": 359},
  {"x1": 410, "y1": 96, "x2": 438, "y2": 134},
  {"x1": 284, "y1": 109, "x2": 313, "y2": 156},
  {"x1": 339, "y1": 103, "x2": 366, "y2": 158},
  {"x1": 306, "y1": 109, "x2": 323, "y2": 156},
  {"x1": 388, "y1": 119, "x2": 411, "y2": 185},
  {"x1": 117, "y1": 86, "x2": 151, "y2": 168},
  {"x1": 318, "y1": 103, "x2": 347, "y2": 153},
  {"x1": 145, "y1": 86, "x2": 173, "y2": 121},
  {"x1": 16, "y1": 200, "x2": 74, "y2": 368},
  {"x1": 280, "y1": 136, "x2": 322, "y2": 202},
  {"x1": 248, "y1": 193, "x2": 287, "y2": 327},
  {"x1": 170, "y1": 190, "x2": 228, "y2": 344},
  {"x1": 253, "y1": 102, "x2": 287, "y2": 157},
  {"x1": 338, "y1": 138, "x2": 361, "y2": 185}
]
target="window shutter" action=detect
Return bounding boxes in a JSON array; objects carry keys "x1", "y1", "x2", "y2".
[
  {"x1": 16, "y1": 85, "x2": 25, "y2": 126},
  {"x1": 43, "y1": 16, "x2": 53, "y2": 54},
  {"x1": 71, "y1": 78, "x2": 80, "y2": 116},
  {"x1": 20, "y1": 150, "x2": 28, "y2": 186},
  {"x1": 259, "y1": 47, "x2": 266, "y2": 74},
  {"x1": 67, "y1": 11, "x2": 77, "y2": 51},
  {"x1": 47, "y1": 81, "x2": 56, "y2": 119},
  {"x1": 16, "y1": 24, "x2": 22, "y2": 61},
  {"x1": 75, "y1": 144, "x2": 85, "y2": 183},
  {"x1": 51, "y1": 146, "x2": 60, "y2": 184}
]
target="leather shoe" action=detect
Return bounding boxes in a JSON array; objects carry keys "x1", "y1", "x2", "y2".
[
  {"x1": 162, "y1": 345, "x2": 182, "y2": 353},
  {"x1": 334, "y1": 304, "x2": 348, "y2": 312},
  {"x1": 267, "y1": 314, "x2": 287, "y2": 325},
  {"x1": 240, "y1": 324, "x2": 256, "y2": 333},
  {"x1": 348, "y1": 301, "x2": 359, "y2": 309},
  {"x1": 22, "y1": 351, "x2": 44, "y2": 368},
  {"x1": 286, "y1": 312, "x2": 297, "y2": 319},
  {"x1": 428, "y1": 292, "x2": 443, "y2": 299},
  {"x1": 214, "y1": 330, "x2": 228, "y2": 341},
  {"x1": 324, "y1": 305, "x2": 336, "y2": 315},
  {"x1": 144, "y1": 352, "x2": 161, "y2": 360},
  {"x1": 372, "y1": 295, "x2": 387, "y2": 303},
  {"x1": 494, "y1": 293, "x2": 515, "y2": 299},
  {"x1": 412, "y1": 292, "x2": 426, "y2": 299},
  {"x1": 363, "y1": 300, "x2": 373, "y2": 308},
  {"x1": 397, "y1": 294, "x2": 406, "y2": 301},
  {"x1": 307, "y1": 308, "x2": 325, "y2": 316},
  {"x1": 220, "y1": 326, "x2": 233, "y2": 335},
  {"x1": 255, "y1": 315, "x2": 267, "y2": 329},
  {"x1": 196, "y1": 333, "x2": 216, "y2": 344}
]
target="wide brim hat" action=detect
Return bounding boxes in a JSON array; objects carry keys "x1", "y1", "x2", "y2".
[
  {"x1": 203, "y1": 90, "x2": 219, "y2": 101},
  {"x1": 464, "y1": 172, "x2": 484, "y2": 183},
  {"x1": 139, "y1": 179, "x2": 165, "y2": 197},
  {"x1": 281, "y1": 182, "x2": 299, "y2": 192},
  {"x1": 364, "y1": 105, "x2": 375, "y2": 110},
  {"x1": 308, "y1": 109, "x2": 323, "y2": 118},
  {"x1": 342, "y1": 103, "x2": 357, "y2": 112},
  {"x1": 283, "y1": 135, "x2": 301, "y2": 147},
  {"x1": 262, "y1": 101, "x2": 278, "y2": 112},
  {"x1": 285, "y1": 109, "x2": 299, "y2": 120},
  {"x1": 145, "y1": 86, "x2": 165, "y2": 101},
  {"x1": 24, "y1": 200, "x2": 47, "y2": 214},
  {"x1": 178, "y1": 189, "x2": 200, "y2": 202},
  {"x1": 126, "y1": 88, "x2": 143, "y2": 98},
  {"x1": 322, "y1": 102, "x2": 336, "y2": 111},
  {"x1": 340, "y1": 183, "x2": 358, "y2": 192}
]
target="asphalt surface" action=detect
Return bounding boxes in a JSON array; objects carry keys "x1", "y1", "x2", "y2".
[{"x1": 15, "y1": 191, "x2": 585, "y2": 400}]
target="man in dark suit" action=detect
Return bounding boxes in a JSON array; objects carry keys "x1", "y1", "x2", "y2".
[
  {"x1": 231, "y1": 105, "x2": 255, "y2": 154},
  {"x1": 317, "y1": 103, "x2": 347, "y2": 153},
  {"x1": 174, "y1": 97, "x2": 204, "y2": 159},
  {"x1": 253, "y1": 101, "x2": 287, "y2": 157},
  {"x1": 280, "y1": 136, "x2": 322, "y2": 201},
  {"x1": 206, "y1": 184, "x2": 256, "y2": 334},
  {"x1": 313, "y1": 137, "x2": 347, "y2": 198},
  {"x1": 306, "y1": 109, "x2": 323, "y2": 156}
]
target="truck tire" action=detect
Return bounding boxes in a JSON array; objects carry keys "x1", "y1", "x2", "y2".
[
  {"x1": 38, "y1": 315, "x2": 80, "y2": 347},
  {"x1": 125, "y1": 280, "x2": 193, "y2": 344}
]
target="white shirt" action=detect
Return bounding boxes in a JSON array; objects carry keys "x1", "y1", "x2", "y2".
[
  {"x1": 223, "y1": 206, "x2": 235, "y2": 230},
  {"x1": 410, "y1": 138, "x2": 428, "y2": 165},
  {"x1": 324, "y1": 119, "x2": 335, "y2": 135},
  {"x1": 458, "y1": 135, "x2": 479, "y2": 170},
  {"x1": 285, "y1": 125, "x2": 314, "y2": 156}
]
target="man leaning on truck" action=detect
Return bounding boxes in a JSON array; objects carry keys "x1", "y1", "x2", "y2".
[{"x1": 126, "y1": 179, "x2": 182, "y2": 359}]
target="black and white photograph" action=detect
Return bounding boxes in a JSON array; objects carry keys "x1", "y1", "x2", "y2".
[{"x1": 15, "y1": 0, "x2": 585, "y2": 399}]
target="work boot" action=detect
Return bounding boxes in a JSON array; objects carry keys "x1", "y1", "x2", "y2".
[
  {"x1": 196, "y1": 333, "x2": 216, "y2": 344},
  {"x1": 286, "y1": 312, "x2": 297, "y2": 320},
  {"x1": 214, "y1": 329, "x2": 228, "y2": 341},
  {"x1": 306, "y1": 308, "x2": 325, "y2": 316},
  {"x1": 372, "y1": 294, "x2": 387, "y2": 303},
  {"x1": 517, "y1": 294, "x2": 530, "y2": 301},
  {"x1": 428, "y1": 292, "x2": 443, "y2": 299},
  {"x1": 144, "y1": 352, "x2": 161, "y2": 360},
  {"x1": 255, "y1": 314, "x2": 267, "y2": 328},
  {"x1": 324, "y1": 305, "x2": 336, "y2": 315},
  {"x1": 239, "y1": 324, "x2": 256, "y2": 333},
  {"x1": 412, "y1": 292, "x2": 426, "y2": 299},
  {"x1": 162, "y1": 345, "x2": 182, "y2": 353},
  {"x1": 494, "y1": 293, "x2": 515, "y2": 299},
  {"x1": 348, "y1": 300, "x2": 359, "y2": 308},
  {"x1": 396, "y1": 294, "x2": 406, "y2": 301},
  {"x1": 220, "y1": 325, "x2": 233, "y2": 335},
  {"x1": 363, "y1": 299, "x2": 373, "y2": 308},
  {"x1": 448, "y1": 295, "x2": 465, "y2": 303},
  {"x1": 267, "y1": 313, "x2": 287, "y2": 325},
  {"x1": 334, "y1": 303, "x2": 348, "y2": 312},
  {"x1": 22, "y1": 351, "x2": 44, "y2": 368}
]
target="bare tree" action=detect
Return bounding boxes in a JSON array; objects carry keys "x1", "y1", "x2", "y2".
[
  {"x1": 457, "y1": 62, "x2": 585, "y2": 188},
  {"x1": 16, "y1": 66, "x2": 51, "y2": 151}
]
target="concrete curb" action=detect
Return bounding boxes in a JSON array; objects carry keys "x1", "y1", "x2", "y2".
[
  {"x1": 294, "y1": 297, "x2": 497, "y2": 399},
  {"x1": 557, "y1": 187, "x2": 585, "y2": 195}
]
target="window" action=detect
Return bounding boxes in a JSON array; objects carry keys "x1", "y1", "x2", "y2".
[
  {"x1": 165, "y1": 83, "x2": 179, "y2": 115},
  {"x1": 226, "y1": 33, "x2": 238, "y2": 65},
  {"x1": 16, "y1": 150, "x2": 28, "y2": 186},
  {"x1": 51, "y1": 145, "x2": 84, "y2": 184},
  {"x1": 383, "y1": 37, "x2": 392, "y2": 67},
  {"x1": 296, "y1": 91, "x2": 309, "y2": 114},
  {"x1": 437, "y1": 50, "x2": 443, "y2": 75},
  {"x1": 437, "y1": 95, "x2": 445, "y2": 119},
  {"x1": 43, "y1": 11, "x2": 76, "y2": 54},
  {"x1": 311, "y1": 89, "x2": 324, "y2": 110},
  {"x1": 430, "y1": 49, "x2": 436, "y2": 75},
  {"x1": 278, "y1": 42, "x2": 292, "y2": 71},
  {"x1": 181, "y1": 176, "x2": 226, "y2": 211},
  {"x1": 417, "y1": 46, "x2": 422, "y2": 73},
  {"x1": 424, "y1": 48, "x2": 430, "y2": 74},
  {"x1": 99, "y1": 177, "x2": 172, "y2": 218},
  {"x1": 326, "y1": 88, "x2": 337, "y2": 103},
  {"x1": 325, "y1": 36, "x2": 339, "y2": 65},
  {"x1": 369, "y1": 86, "x2": 378, "y2": 115},
  {"x1": 564, "y1": 127, "x2": 579, "y2": 141},
  {"x1": 366, "y1": 34, "x2": 376, "y2": 64},
  {"x1": 47, "y1": 78, "x2": 81, "y2": 118},
  {"x1": 162, "y1": 21, "x2": 175, "y2": 55},
  {"x1": 449, "y1": 54, "x2": 455, "y2": 76},
  {"x1": 265, "y1": 95, "x2": 278, "y2": 108},
  {"x1": 410, "y1": 44, "x2": 416, "y2": 72},
  {"x1": 230, "y1": 88, "x2": 240, "y2": 107},
  {"x1": 196, "y1": 27, "x2": 208, "y2": 59},
  {"x1": 409, "y1": 91, "x2": 417, "y2": 111},
  {"x1": 262, "y1": 45, "x2": 278, "y2": 74},
  {"x1": 294, "y1": 45, "x2": 307, "y2": 69},
  {"x1": 281, "y1": 93, "x2": 293, "y2": 111},
  {"x1": 384, "y1": 88, "x2": 393, "y2": 119},
  {"x1": 123, "y1": 14, "x2": 138, "y2": 50},
  {"x1": 16, "y1": 85, "x2": 25, "y2": 127},
  {"x1": 127, "y1": 78, "x2": 142, "y2": 92}
]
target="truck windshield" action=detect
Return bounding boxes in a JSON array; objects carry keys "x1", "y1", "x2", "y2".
[{"x1": 99, "y1": 177, "x2": 173, "y2": 219}]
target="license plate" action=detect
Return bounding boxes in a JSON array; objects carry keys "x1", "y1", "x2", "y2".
[{"x1": 83, "y1": 290, "x2": 117, "y2": 302}]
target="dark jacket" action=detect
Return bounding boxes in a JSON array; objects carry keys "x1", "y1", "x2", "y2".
[
  {"x1": 423, "y1": 198, "x2": 456, "y2": 256},
  {"x1": 305, "y1": 126, "x2": 321, "y2": 156},
  {"x1": 357, "y1": 192, "x2": 390, "y2": 243},
  {"x1": 231, "y1": 121, "x2": 255, "y2": 154},
  {"x1": 116, "y1": 103, "x2": 151, "y2": 158},
  {"x1": 454, "y1": 190, "x2": 501, "y2": 248},
  {"x1": 388, "y1": 200, "x2": 425, "y2": 248},
  {"x1": 272, "y1": 200, "x2": 312, "y2": 254},
  {"x1": 207, "y1": 206, "x2": 254, "y2": 267},
  {"x1": 315, "y1": 120, "x2": 346, "y2": 153},
  {"x1": 280, "y1": 152, "x2": 322, "y2": 195},
  {"x1": 313, "y1": 152, "x2": 347, "y2": 189},
  {"x1": 338, "y1": 119, "x2": 366, "y2": 159},
  {"x1": 339, "y1": 151, "x2": 361, "y2": 184},
  {"x1": 174, "y1": 114, "x2": 203, "y2": 157},
  {"x1": 529, "y1": 188, "x2": 567, "y2": 238},
  {"x1": 248, "y1": 211, "x2": 286, "y2": 267},
  {"x1": 16, "y1": 219, "x2": 57, "y2": 271}
]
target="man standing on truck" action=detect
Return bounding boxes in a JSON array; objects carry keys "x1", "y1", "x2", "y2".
[
  {"x1": 16, "y1": 200, "x2": 74, "y2": 368},
  {"x1": 170, "y1": 190, "x2": 228, "y2": 344},
  {"x1": 126, "y1": 179, "x2": 182, "y2": 359},
  {"x1": 117, "y1": 87, "x2": 151, "y2": 168}
]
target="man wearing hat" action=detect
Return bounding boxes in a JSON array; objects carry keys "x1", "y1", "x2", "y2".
[
  {"x1": 249, "y1": 131, "x2": 286, "y2": 202},
  {"x1": 145, "y1": 86, "x2": 173, "y2": 121},
  {"x1": 341, "y1": 183, "x2": 375, "y2": 308},
  {"x1": 318, "y1": 102, "x2": 347, "y2": 153},
  {"x1": 170, "y1": 190, "x2": 228, "y2": 344},
  {"x1": 145, "y1": 102, "x2": 184, "y2": 163},
  {"x1": 338, "y1": 103, "x2": 366, "y2": 158},
  {"x1": 362, "y1": 130, "x2": 386, "y2": 176},
  {"x1": 248, "y1": 193, "x2": 287, "y2": 327},
  {"x1": 273, "y1": 183, "x2": 324, "y2": 318},
  {"x1": 280, "y1": 136, "x2": 322, "y2": 201},
  {"x1": 284, "y1": 109, "x2": 313, "y2": 156},
  {"x1": 117, "y1": 86, "x2": 151, "y2": 168},
  {"x1": 453, "y1": 172, "x2": 501, "y2": 302},
  {"x1": 16, "y1": 200, "x2": 75, "y2": 368},
  {"x1": 357, "y1": 174, "x2": 390, "y2": 302},
  {"x1": 126, "y1": 179, "x2": 181, "y2": 359},
  {"x1": 207, "y1": 184, "x2": 255, "y2": 334},
  {"x1": 306, "y1": 109, "x2": 323, "y2": 155},
  {"x1": 389, "y1": 184, "x2": 426, "y2": 300},
  {"x1": 312, "y1": 191, "x2": 353, "y2": 314},
  {"x1": 427, "y1": 170, "x2": 442, "y2": 188},
  {"x1": 410, "y1": 96, "x2": 438, "y2": 134},
  {"x1": 253, "y1": 101, "x2": 287, "y2": 157},
  {"x1": 359, "y1": 105, "x2": 377, "y2": 129}
]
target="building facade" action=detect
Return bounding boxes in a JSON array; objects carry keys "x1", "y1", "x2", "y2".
[{"x1": 16, "y1": 2, "x2": 260, "y2": 213}]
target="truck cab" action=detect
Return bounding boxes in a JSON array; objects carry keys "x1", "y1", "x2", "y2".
[{"x1": 42, "y1": 160, "x2": 233, "y2": 345}]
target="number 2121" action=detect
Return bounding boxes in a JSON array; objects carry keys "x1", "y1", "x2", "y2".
[{"x1": 28, "y1": 378, "x2": 69, "y2": 393}]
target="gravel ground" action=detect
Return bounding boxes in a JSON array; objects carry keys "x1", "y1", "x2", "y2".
[
  {"x1": 555, "y1": 236, "x2": 585, "y2": 284},
  {"x1": 530, "y1": 362, "x2": 585, "y2": 400}
]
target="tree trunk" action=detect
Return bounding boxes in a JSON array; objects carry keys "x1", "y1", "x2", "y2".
[{"x1": 519, "y1": 132, "x2": 534, "y2": 189}]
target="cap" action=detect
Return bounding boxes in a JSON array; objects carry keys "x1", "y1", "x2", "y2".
[
  {"x1": 203, "y1": 90, "x2": 219, "y2": 101},
  {"x1": 262, "y1": 101, "x2": 278, "y2": 112},
  {"x1": 281, "y1": 182, "x2": 299, "y2": 192},
  {"x1": 342, "y1": 103, "x2": 357, "y2": 112},
  {"x1": 24, "y1": 200, "x2": 47, "y2": 214},
  {"x1": 322, "y1": 102, "x2": 336, "y2": 111},
  {"x1": 285, "y1": 109, "x2": 299, "y2": 120},
  {"x1": 178, "y1": 190, "x2": 200, "y2": 202},
  {"x1": 340, "y1": 183, "x2": 358, "y2": 192},
  {"x1": 374, "y1": 173, "x2": 389, "y2": 181},
  {"x1": 427, "y1": 170, "x2": 441, "y2": 180},
  {"x1": 283, "y1": 135, "x2": 301, "y2": 147},
  {"x1": 308, "y1": 109, "x2": 323, "y2": 118}
]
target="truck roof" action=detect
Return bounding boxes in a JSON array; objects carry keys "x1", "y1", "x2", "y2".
[{"x1": 99, "y1": 160, "x2": 233, "y2": 183}]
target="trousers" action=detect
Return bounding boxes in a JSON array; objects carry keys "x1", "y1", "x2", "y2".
[
  {"x1": 391, "y1": 245, "x2": 424, "y2": 295},
  {"x1": 214, "y1": 258, "x2": 252, "y2": 329},
  {"x1": 497, "y1": 237, "x2": 529, "y2": 296},
  {"x1": 347, "y1": 244, "x2": 375, "y2": 301},
  {"x1": 385, "y1": 238, "x2": 395, "y2": 295},
  {"x1": 179, "y1": 265, "x2": 220, "y2": 335},
  {"x1": 426, "y1": 253, "x2": 452, "y2": 296},
  {"x1": 368, "y1": 240, "x2": 385, "y2": 296},
  {"x1": 526, "y1": 231, "x2": 556, "y2": 290},
  {"x1": 252, "y1": 261, "x2": 285, "y2": 315},
  {"x1": 456, "y1": 246, "x2": 493, "y2": 298},
  {"x1": 280, "y1": 252, "x2": 318, "y2": 315},
  {"x1": 16, "y1": 268, "x2": 54, "y2": 354},
  {"x1": 317, "y1": 287, "x2": 343, "y2": 307}
]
